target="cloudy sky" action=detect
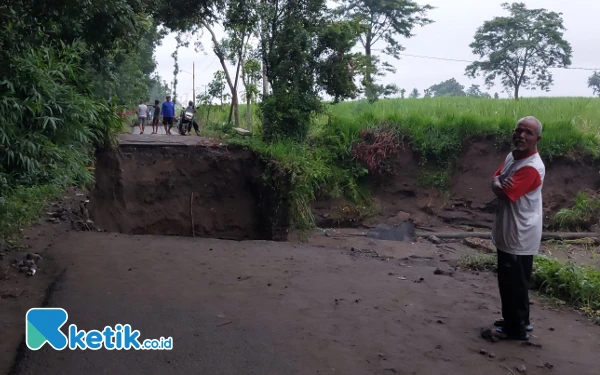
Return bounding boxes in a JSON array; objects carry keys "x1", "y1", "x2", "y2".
[{"x1": 153, "y1": 0, "x2": 600, "y2": 103}]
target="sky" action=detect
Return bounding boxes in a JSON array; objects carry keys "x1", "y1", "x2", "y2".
[{"x1": 153, "y1": 0, "x2": 600, "y2": 103}]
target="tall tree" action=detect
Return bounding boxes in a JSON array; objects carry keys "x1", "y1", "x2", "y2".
[
  {"x1": 200, "y1": 0, "x2": 260, "y2": 127},
  {"x1": 427, "y1": 78, "x2": 466, "y2": 97},
  {"x1": 260, "y1": 0, "x2": 362, "y2": 141},
  {"x1": 465, "y1": 2, "x2": 572, "y2": 100},
  {"x1": 335, "y1": 0, "x2": 433, "y2": 101},
  {"x1": 588, "y1": 72, "x2": 600, "y2": 96},
  {"x1": 400, "y1": 88, "x2": 406, "y2": 98},
  {"x1": 241, "y1": 53, "x2": 262, "y2": 128},
  {"x1": 409, "y1": 88, "x2": 420, "y2": 98},
  {"x1": 208, "y1": 71, "x2": 227, "y2": 105}
]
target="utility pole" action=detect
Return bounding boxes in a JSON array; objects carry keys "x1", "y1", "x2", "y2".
[{"x1": 193, "y1": 61, "x2": 196, "y2": 105}]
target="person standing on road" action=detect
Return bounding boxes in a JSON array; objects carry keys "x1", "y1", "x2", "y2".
[
  {"x1": 137, "y1": 100, "x2": 149, "y2": 135},
  {"x1": 151, "y1": 99, "x2": 161, "y2": 134},
  {"x1": 161, "y1": 95, "x2": 175, "y2": 135},
  {"x1": 489, "y1": 116, "x2": 545, "y2": 341}
]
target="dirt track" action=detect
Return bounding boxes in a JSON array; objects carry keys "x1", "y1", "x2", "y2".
[{"x1": 2, "y1": 227, "x2": 599, "y2": 375}]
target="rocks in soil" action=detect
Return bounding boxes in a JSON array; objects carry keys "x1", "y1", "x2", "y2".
[
  {"x1": 26, "y1": 253, "x2": 42, "y2": 262},
  {"x1": 72, "y1": 219, "x2": 97, "y2": 232},
  {"x1": 427, "y1": 235, "x2": 442, "y2": 244},
  {"x1": 12, "y1": 253, "x2": 42, "y2": 276},
  {"x1": 480, "y1": 328, "x2": 498, "y2": 342},
  {"x1": 516, "y1": 364, "x2": 527, "y2": 373},
  {"x1": 27, "y1": 265, "x2": 37, "y2": 276},
  {"x1": 479, "y1": 349, "x2": 488, "y2": 355},
  {"x1": 463, "y1": 237, "x2": 495, "y2": 253},
  {"x1": 433, "y1": 268, "x2": 454, "y2": 277}
]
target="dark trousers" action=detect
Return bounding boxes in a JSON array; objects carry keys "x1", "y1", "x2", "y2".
[{"x1": 497, "y1": 249, "x2": 533, "y2": 336}]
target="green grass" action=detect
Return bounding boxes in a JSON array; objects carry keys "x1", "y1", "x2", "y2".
[
  {"x1": 0, "y1": 185, "x2": 63, "y2": 240},
  {"x1": 460, "y1": 253, "x2": 600, "y2": 319},
  {"x1": 324, "y1": 97, "x2": 600, "y2": 162},
  {"x1": 553, "y1": 191, "x2": 600, "y2": 231}
]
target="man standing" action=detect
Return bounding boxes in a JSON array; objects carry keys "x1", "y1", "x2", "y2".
[
  {"x1": 490, "y1": 116, "x2": 545, "y2": 341},
  {"x1": 151, "y1": 99, "x2": 161, "y2": 134},
  {"x1": 136, "y1": 100, "x2": 149, "y2": 134},
  {"x1": 161, "y1": 95, "x2": 175, "y2": 135}
]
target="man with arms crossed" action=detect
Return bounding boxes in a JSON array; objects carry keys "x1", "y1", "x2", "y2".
[{"x1": 490, "y1": 116, "x2": 545, "y2": 341}]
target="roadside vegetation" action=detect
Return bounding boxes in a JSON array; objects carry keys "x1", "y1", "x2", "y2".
[
  {"x1": 4, "y1": 0, "x2": 600, "y2": 240},
  {"x1": 461, "y1": 253, "x2": 600, "y2": 323},
  {"x1": 0, "y1": 1, "x2": 181, "y2": 241},
  {"x1": 552, "y1": 191, "x2": 600, "y2": 231},
  {"x1": 210, "y1": 96, "x2": 600, "y2": 229}
]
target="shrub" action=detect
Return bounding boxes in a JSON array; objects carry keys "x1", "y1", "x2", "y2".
[{"x1": 552, "y1": 191, "x2": 600, "y2": 231}]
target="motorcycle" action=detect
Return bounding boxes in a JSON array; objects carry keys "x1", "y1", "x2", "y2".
[{"x1": 178, "y1": 108, "x2": 195, "y2": 136}]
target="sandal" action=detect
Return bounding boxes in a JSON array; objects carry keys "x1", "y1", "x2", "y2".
[
  {"x1": 490, "y1": 327, "x2": 530, "y2": 341},
  {"x1": 494, "y1": 318, "x2": 533, "y2": 332}
]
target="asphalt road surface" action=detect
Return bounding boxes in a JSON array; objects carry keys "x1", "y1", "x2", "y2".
[{"x1": 9, "y1": 231, "x2": 600, "y2": 375}]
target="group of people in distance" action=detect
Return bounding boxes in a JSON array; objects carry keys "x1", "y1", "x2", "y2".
[{"x1": 135, "y1": 95, "x2": 200, "y2": 136}]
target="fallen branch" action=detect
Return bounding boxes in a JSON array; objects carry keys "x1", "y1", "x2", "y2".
[{"x1": 415, "y1": 231, "x2": 600, "y2": 240}]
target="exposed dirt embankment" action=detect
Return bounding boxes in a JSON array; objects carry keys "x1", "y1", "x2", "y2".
[
  {"x1": 316, "y1": 139, "x2": 600, "y2": 229},
  {"x1": 90, "y1": 143, "x2": 289, "y2": 241}
]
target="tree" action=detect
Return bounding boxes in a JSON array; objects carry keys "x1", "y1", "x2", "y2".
[
  {"x1": 241, "y1": 54, "x2": 262, "y2": 129},
  {"x1": 494, "y1": 92, "x2": 500, "y2": 99},
  {"x1": 400, "y1": 88, "x2": 406, "y2": 98},
  {"x1": 426, "y1": 78, "x2": 466, "y2": 97},
  {"x1": 423, "y1": 88, "x2": 432, "y2": 98},
  {"x1": 588, "y1": 72, "x2": 600, "y2": 96},
  {"x1": 409, "y1": 88, "x2": 420, "y2": 98},
  {"x1": 335, "y1": 0, "x2": 433, "y2": 101},
  {"x1": 208, "y1": 71, "x2": 227, "y2": 105},
  {"x1": 466, "y1": 84, "x2": 491, "y2": 98},
  {"x1": 260, "y1": 1, "x2": 362, "y2": 141},
  {"x1": 465, "y1": 2, "x2": 572, "y2": 100}
]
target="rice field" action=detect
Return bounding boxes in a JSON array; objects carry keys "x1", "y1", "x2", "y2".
[{"x1": 326, "y1": 97, "x2": 600, "y2": 135}]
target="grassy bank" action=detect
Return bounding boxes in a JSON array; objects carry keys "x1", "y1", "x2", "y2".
[{"x1": 222, "y1": 97, "x2": 600, "y2": 229}]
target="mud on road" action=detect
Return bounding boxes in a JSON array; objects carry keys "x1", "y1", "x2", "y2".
[{"x1": 2, "y1": 225, "x2": 599, "y2": 375}]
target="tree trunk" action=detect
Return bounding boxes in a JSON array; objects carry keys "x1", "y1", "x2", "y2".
[
  {"x1": 364, "y1": 42, "x2": 372, "y2": 87},
  {"x1": 514, "y1": 84, "x2": 520, "y2": 100},
  {"x1": 228, "y1": 33, "x2": 247, "y2": 127},
  {"x1": 260, "y1": 0, "x2": 269, "y2": 97},
  {"x1": 203, "y1": 21, "x2": 239, "y2": 125},
  {"x1": 246, "y1": 94, "x2": 251, "y2": 130}
]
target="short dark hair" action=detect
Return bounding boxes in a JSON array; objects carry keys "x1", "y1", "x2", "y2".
[{"x1": 155, "y1": 99, "x2": 159, "y2": 105}]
